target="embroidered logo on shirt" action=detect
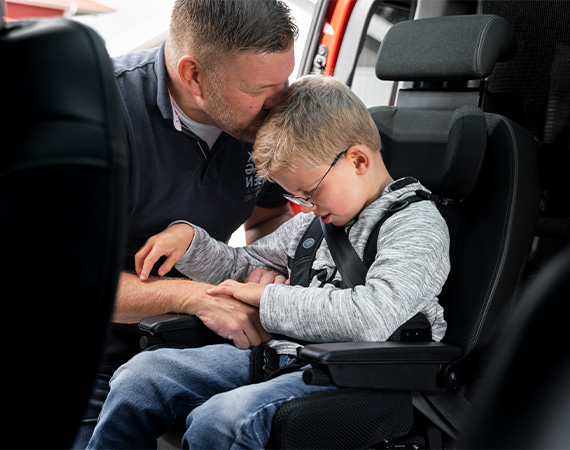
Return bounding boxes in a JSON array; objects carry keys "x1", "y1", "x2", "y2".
[{"x1": 244, "y1": 150, "x2": 264, "y2": 201}]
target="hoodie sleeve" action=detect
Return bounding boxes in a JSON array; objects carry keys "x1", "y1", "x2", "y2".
[{"x1": 174, "y1": 213, "x2": 313, "y2": 285}]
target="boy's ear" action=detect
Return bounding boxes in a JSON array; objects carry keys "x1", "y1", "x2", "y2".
[
  {"x1": 347, "y1": 147, "x2": 371, "y2": 175},
  {"x1": 177, "y1": 55, "x2": 204, "y2": 97}
]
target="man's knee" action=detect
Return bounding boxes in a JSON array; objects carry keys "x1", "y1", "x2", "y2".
[
  {"x1": 109, "y1": 349, "x2": 176, "y2": 397},
  {"x1": 111, "y1": 352, "x2": 152, "y2": 385}
]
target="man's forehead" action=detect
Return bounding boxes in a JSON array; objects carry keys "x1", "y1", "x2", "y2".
[{"x1": 230, "y1": 48, "x2": 294, "y2": 84}]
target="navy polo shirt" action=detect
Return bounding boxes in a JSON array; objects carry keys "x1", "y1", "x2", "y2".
[
  {"x1": 114, "y1": 42, "x2": 286, "y2": 273},
  {"x1": 103, "y1": 43, "x2": 287, "y2": 374}
]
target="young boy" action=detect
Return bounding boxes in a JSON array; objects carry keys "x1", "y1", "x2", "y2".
[{"x1": 87, "y1": 76, "x2": 450, "y2": 449}]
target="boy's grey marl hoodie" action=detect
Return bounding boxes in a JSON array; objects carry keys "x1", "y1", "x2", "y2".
[{"x1": 175, "y1": 177, "x2": 450, "y2": 355}]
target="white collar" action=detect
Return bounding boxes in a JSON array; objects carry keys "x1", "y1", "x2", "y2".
[{"x1": 169, "y1": 93, "x2": 222, "y2": 150}]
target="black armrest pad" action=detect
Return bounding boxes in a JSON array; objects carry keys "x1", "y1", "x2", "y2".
[
  {"x1": 139, "y1": 313, "x2": 205, "y2": 334},
  {"x1": 138, "y1": 314, "x2": 229, "y2": 350},
  {"x1": 300, "y1": 342, "x2": 462, "y2": 392}
]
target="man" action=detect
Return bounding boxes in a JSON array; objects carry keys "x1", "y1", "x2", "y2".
[{"x1": 73, "y1": 0, "x2": 297, "y2": 447}]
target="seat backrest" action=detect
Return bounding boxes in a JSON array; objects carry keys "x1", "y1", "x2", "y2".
[
  {"x1": 373, "y1": 15, "x2": 540, "y2": 357},
  {"x1": 0, "y1": 17, "x2": 127, "y2": 448}
]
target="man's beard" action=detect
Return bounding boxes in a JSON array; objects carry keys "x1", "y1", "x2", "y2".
[{"x1": 202, "y1": 85, "x2": 268, "y2": 143}]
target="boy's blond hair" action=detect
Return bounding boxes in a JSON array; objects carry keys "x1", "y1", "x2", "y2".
[{"x1": 253, "y1": 75, "x2": 381, "y2": 178}]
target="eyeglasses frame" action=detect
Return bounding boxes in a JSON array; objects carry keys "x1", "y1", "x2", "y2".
[{"x1": 282, "y1": 147, "x2": 350, "y2": 208}]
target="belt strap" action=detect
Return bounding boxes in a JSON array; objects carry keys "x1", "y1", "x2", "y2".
[{"x1": 323, "y1": 193, "x2": 429, "y2": 288}]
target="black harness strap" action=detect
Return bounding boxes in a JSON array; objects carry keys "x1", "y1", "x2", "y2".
[
  {"x1": 321, "y1": 220, "x2": 368, "y2": 289},
  {"x1": 322, "y1": 192, "x2": 432, "y2": 289},
  {"x1": 288, "y1": 217, "x2": 324, "y2": 287}
]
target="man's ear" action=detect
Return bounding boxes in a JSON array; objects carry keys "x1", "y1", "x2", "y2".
[
  {"x1": 177, "y1": 55, "x2": 203, "y2": 97},
  {"x1": 347, "y1": 146, "x2": 371, "y2": 175}
]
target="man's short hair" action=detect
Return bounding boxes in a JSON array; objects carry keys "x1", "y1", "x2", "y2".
[
  {"x1": 167, "y1": 0, "x2": 297, "y2": 73},
  {"x1": 253, "y1": 75, "x2": 382, "y2": 178}
]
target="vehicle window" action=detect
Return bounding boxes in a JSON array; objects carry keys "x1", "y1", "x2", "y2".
[{"x1": 350, "y1": 3, "x2": 409, "y2": 107}]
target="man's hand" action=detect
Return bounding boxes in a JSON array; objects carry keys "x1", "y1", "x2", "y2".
[
  {"x1": 192, "y1": 284, "x2": 271, "y2": 348},
  {"x1": 135, "y1": 223, "x2": 195, "y2": 281}
]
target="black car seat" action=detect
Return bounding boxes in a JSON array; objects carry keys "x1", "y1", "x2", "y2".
[
  {"x1": 267, "y1": 14, "x2": 540, "y2": 449},
  {"x1": 0, "y1": 12, "x2": 127, "y2": 449}
]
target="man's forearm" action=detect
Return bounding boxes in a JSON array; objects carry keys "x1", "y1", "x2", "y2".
[
  {"x1": 112, "y1": 272, "x2": 272, "y2": 349},
  {"x1": 112, "y1": 272, "x2": 205, "y2": 323}
]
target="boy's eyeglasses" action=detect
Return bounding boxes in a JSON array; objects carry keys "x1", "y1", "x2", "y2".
[{"x1": 283, "y1": 147, "x2": 350, "y2": 208}]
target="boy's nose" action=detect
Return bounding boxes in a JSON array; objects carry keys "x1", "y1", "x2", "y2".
[{"x1": 299, "y1": 203, "x2": 316, "y2": 214}]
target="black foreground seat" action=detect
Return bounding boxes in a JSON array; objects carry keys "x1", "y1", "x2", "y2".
[
  {"x1": 460, "y1": 244, "x2": 570, "y2": 449},
  {"x1": 141, "y1": 14, "x2": 539, "y2": 449},
  {"x1": 0, "y1": 12, "x2": 127, "y2": 449}
]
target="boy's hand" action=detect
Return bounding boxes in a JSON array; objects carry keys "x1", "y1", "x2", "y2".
[
  {"x1": 245, "y1": 268, "x2": 289, "y2": 285},
  {"x1": 207, "y1": 280, "x2": 266, "y2": 308},
  {"x1": 135, "y1": 223, "x2": 195, "y2": 281}
]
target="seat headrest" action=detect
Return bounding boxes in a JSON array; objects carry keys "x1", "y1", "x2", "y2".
[
  {"x1": 370, "y1": 104, "x2": 487, "y2": 200},
  {"x1": 376, "y1": 14, "x2": 516, "y2": 82}
]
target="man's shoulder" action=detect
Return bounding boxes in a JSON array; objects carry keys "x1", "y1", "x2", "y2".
[{"x1": 112, "y1": 46, "x2": 160, "y2": 78}]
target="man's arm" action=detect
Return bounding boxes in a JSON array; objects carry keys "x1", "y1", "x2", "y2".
[
  {"x1": 243, "y1": 204, "x2": 293, "y2": 244},
  {"x1": 113, "y1": 272, "x2": 271, "y2": 349}
]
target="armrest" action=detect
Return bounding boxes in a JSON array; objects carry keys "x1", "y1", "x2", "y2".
[
  {"x1": 138, "y1": 313, "x2": 229, "y2": 350},
  {"x1": 299, "y1": 341, "x2": 463, "y2": 393}
]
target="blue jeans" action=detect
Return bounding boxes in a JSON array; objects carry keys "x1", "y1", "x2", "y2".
[{"x1": 87, "y1": 343, "x2": 337, "y2": 449}]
